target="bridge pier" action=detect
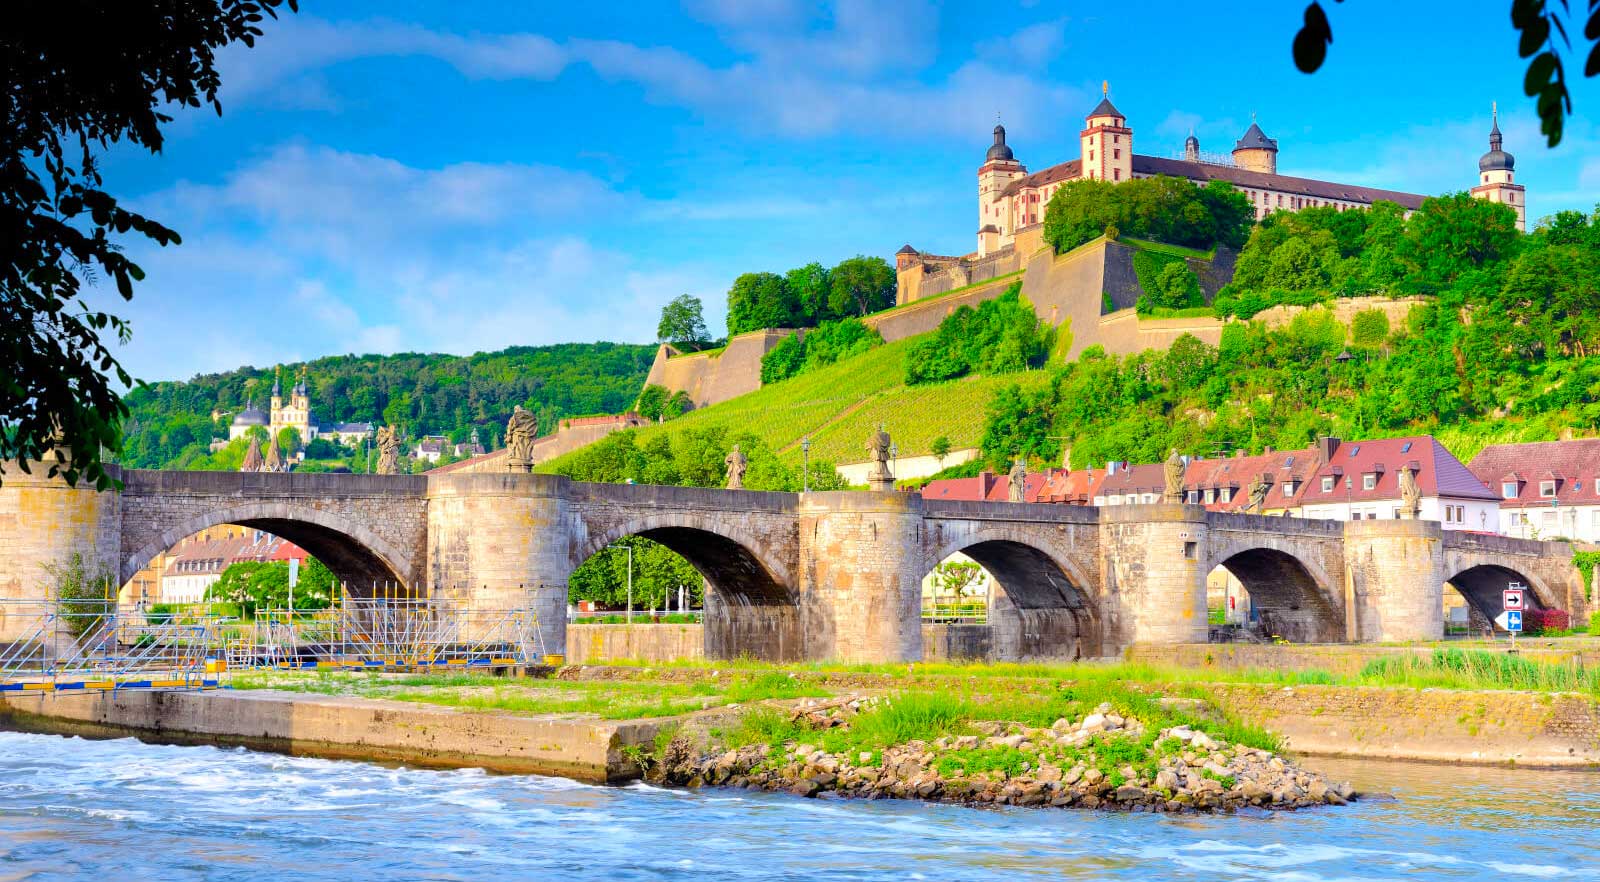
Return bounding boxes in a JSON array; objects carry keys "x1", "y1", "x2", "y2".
[
  {"x1": 799, "y1": 492, "x2": 926, "y2": 663},
  {"x1": 0, "y1": 463, "x2": 122, "y2": 643},
  {"x1": 426, "y1": 474, "x2": 572, "y2": 658},
  {"x1": 1099, "y1": 505, "x2": 1209, "y2": 649},
  {"x1": 1343, "y1": 519, "x2": 1444, "y2": 642}
]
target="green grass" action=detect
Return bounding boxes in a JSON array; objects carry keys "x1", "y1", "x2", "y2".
[
  {"x1": 871, "y1": 271, "x2": 1024, "y2": 317},
  {"x1": 1121, "y1": 237, "x2": 1216, "y2": 260},
  {"x1": 1356, "y1": 648, "x2": 1600, "y2": 693}
]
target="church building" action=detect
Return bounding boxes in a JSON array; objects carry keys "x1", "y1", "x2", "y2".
[
  {"x1": 972, "y1": 86, "x2": 1525, "y2": 257},
  {"x1": 229, "y1": 366, "x2": 374, "y2": 447}
]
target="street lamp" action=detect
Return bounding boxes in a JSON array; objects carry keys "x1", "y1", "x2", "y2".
[
  {"x1": 607, "y1": 543, "x2": 634, "y2": 623},
  {"x1": 890, "y1": 443, "x2": 898, "y2": 487},
  {"x1": 801, "y1": 436, "x2": 810, "y2": 492}
]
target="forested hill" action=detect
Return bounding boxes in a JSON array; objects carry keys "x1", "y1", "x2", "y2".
[{"x1": 121, "y1": 343, "x2": 655, "y2": 469}]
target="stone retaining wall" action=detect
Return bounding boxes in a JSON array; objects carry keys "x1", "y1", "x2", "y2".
[
  {"x1": 566, "y1": 623, "x2": 705, "y2": 665},
  {"x1": 1128, "y1": 641, "x2": 1600, "y2": 676},
  {"x1": 1200, "y1": 682, "x2": 1600, "y2": 767}
]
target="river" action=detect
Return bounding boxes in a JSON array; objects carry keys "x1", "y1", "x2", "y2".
[{"x1": 0, "y1": 731, "x2": 1595, "y2": 880}]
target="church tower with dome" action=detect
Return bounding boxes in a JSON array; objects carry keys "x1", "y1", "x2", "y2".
[{"x1": 1470, "y1": 104, "x2": 1525, "y2": 231}]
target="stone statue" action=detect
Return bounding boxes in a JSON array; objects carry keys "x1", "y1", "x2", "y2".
[
  {"x1": 724, "y1": 443, "x2": 748, "y2": 490},
  {"x1": 865, "y1": 426, "x2": 894, "y2": 491},
  {"x1": 1247, "y1": 474, "x2": 1270, "y2": 514},
  {"x1": 1163, "y1": 448, "x2": 1185, "y2": 503},
  {"x1": 505, "y1": 405, "x2": 538, "y2": 473},
  {"x1": 1008, "y1": 457, "x2": 1027, "y2": 503},
  {"x1": 375, "y1": 425, "x2": 399, "y2": 475},
  {"x1": 1399, "y1": 466, "x2": 1421, "y2": 519},
  {"x1": 240, "y1": 434, "x2": 264, "y2": 473}
]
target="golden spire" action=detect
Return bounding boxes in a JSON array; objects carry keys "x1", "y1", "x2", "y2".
[{"x1": 1102, "y1": 80, "x2": 1108, "y2": 96}]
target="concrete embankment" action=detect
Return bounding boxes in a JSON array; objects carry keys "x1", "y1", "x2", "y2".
[{"x1": 0, "y1": 689, "x2": 660, "y2": 783}]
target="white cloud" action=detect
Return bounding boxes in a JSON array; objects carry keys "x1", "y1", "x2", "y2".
[
  {"x1": 224, "y1": 8, "x2": 1076, "y2": 140},
  {"x1": 978, "y1": 19, "x2": 1068, "y2": 69}
]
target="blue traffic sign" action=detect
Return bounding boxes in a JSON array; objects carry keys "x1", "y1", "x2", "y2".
[{"x1": 1505, "y1": 610, "x2": 1522, "y2": 632}]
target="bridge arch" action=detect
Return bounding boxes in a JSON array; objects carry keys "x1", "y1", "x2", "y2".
[
  {"x1": 574, "y1": 512, "x2": 800, "y2": 661},
  {"x1": 926, "y1": 528, "x2": 1101, "y2": 660},
  {"x1": 121, "y1": 502, "x2": 416, "y2": 595},
  {"x1": 1204, "y1": 538, "x2": 1343, "y2": 643},
  {"x1": 1444, "y1": 558, "x2": 1557, "y2": 629}
]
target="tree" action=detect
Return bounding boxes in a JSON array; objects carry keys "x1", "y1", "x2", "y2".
[
  {"x1": 2, "y1": 1, "x2": 299, "y2": 490},
  {"x1": 930, "y1": 435, "x2": 952, "y2": 466},
  {"x1": 827, "y1": 256, "x2": 896, "y2": 317},
  {"x1": 1290, "y1": 1, "x2": 1597, "y2": 147},
  {"x1": 276, "y1": 426, "x2": 301, "y2": 458},
  {"x1": 206, "y1": 557, "x2": 334, "y2": 616},
  {"x1": 1148, "y1": 262, "x2": 1204, "y2": 310},
  {"x1": 1350, "y1": 309, "x2": 1391, "y2": 351},
  {"x1": 786, "y1": 262, "x2": 832, "y2": 324},
  {"x1": 726, "y1": 272, "x2": 798, "y2": 336},
  {"x1": 656, "y1": 294, "x2": 708, "y2": 350}
]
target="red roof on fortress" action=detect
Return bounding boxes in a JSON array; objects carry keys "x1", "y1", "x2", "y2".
[
  {"x1": 1468, "y1": 438, "x2": 1600, "y2": 510},
  {"x1": 998, "y1": 154, "x2": 1428, "y2": 210},
  {"x1": 1303, "y1": 435, "x2": 1495, "y2": 503}
]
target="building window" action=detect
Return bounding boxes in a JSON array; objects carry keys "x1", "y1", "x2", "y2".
[
  {"x1": 1392, "y1": 507, "x2": 1402, "y2": 519},
  {"x1": 1113, "y1": 148, "x2": 1121, "y2": 159},
  {"x1": 1187, "y1": 490, "x2": 1199, "y2": 503},
  {"x1": 1362, "y1": 473, "x2": 1377, "y2": 490},
  {"x1": 1321, "y1": 476, "x2": 1335, "y2": 492},
  {"x1": 1113, "y1": 169, "x2": 1121, "y2": 181},
  {"x1": 1502, "y1": 481, "x2": 1518, "y2": 499},
  {"x1": 1591, "y1": 511, "x2": 1600, "y2": 528},
  {"x1": 1543, "y1": 511, "x2": 1557, "y2": 526},
  {"x1": 1204, "y1": 489, "x2": 1216, "y2": 504},
  {"x1": 1283, "y1": 481, "x2": 1297, "y2": 496},
  {"x1": 1540, "y1": 480, "x2": 1557, "y2": 498}
]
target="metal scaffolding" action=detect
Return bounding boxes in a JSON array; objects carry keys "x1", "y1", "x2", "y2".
[{"x1": 0, "y1": 584, "x2": 550, "y2": 693}]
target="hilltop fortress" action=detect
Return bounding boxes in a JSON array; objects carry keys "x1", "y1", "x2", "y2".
[{"x1": 648, "y1": 92, "x2": 1523, "y2": 411}]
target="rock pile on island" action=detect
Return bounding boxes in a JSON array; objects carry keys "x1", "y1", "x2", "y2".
[{"x1": 650, "y1": 700, "x2": 1356, "y2": 813}]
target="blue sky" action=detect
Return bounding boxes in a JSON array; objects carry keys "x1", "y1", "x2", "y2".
[{"x1": 100, "y1": 0, "x2": 1600, "y2": 382}]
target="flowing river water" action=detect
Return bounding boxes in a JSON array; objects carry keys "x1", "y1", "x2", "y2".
[{"x1": 0, "y1": 730, "x2": 1596, "y2": 880}]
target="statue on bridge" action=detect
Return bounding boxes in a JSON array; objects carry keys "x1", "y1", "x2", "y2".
[
  {"x1": 505, "y1": 405, "x2": 538, "y2": 473},
  {"x1": 1399, "y1": 466, "x2": 1421, "y2": 519},
  {"x1": 1163, "y1": 448, "x2": 1185, "y2": 503},
  {"x1": 724, "y1": 443, "x2": 748, "y2": 490},
  {"x1": 375, "y1": 426, "x2": 400, "y2": 475},
  {"x1": 240, "y1": 433, "x2": 264, "y2": 473},
  {"x1": 865, "y1": 426, "x2": 894, "y2": 491},
  {"x1": 1008, "y1": 456, "x2": 1027, "y2": 503},
  {"x1": 1247, "y1": 474, "x2": 1270, "y2": 514}
]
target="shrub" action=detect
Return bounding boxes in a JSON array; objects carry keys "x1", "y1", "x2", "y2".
[
  {"x1": 1589, "y1": 611, "x2": 1600, "y2": 637},
  {"x1": 1524, "y1": 608, "x2": 1570, "y2": 636},
  {"x1": 904, "y1": 284, "x2": 1049, "y2": 385},
  {"x1": 42, "y1": 553, "x2": 115, "y2": 640}
]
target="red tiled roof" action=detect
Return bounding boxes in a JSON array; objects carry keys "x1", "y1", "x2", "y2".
[
  {"x1": 1303, "y1": 436, "x2": 1496, "y2": 504},
  {"x1": 996, "y1": 154, "x2": 1427, "y2": 210},
  {"x1": 1096, "y1": 463, "x2": 1168, "y2": 499},
  {"x1": 1469, "y1": 438, "x2": 1600, "y2": 509},
  {"x1": 1182, "y1": 447, "x2": 1324, "y2": 511}
]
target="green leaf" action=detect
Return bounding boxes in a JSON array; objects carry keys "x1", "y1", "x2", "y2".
[
  {"x1": 1518, "y1": 15, "x2": 1551, "y2": 56},
  {"x1": 1524, "y1": 51, "x2": 1558, "y2": 95}
]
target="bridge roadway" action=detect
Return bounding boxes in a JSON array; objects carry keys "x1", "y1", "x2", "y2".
[{"x1": 1, "y1": 467, "x2": 1587, "y2": 662}]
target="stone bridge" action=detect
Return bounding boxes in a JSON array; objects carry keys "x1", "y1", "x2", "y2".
[{"x1": 2, "y1": 467, "x2": 1587, "y2": 661}]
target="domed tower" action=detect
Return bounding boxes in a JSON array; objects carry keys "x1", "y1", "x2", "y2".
[
  {"x1": 1080, "y1": 81, "x2": 1132, "y2": 183},
  {"x1": 1470, "y1": 103, "x2": 1525, "y2": 231},
  {"x1": 1232, "y1": 118, "x2": 1278, "y2": 173},
  {"x1": 977, "y1": 119, "x2": 1026, "y2": 255},
  {"x1": 1184, "y1": 131, "x2": 1200, "y2": 163}
]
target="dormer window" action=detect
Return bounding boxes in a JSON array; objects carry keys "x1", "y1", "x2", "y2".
[
  {"x1": 1204, "y1": 488, "x2": 1216, "y2": 504},
  {"x1": 1186, "y1": 490, "x2": 1199, "y2": 503},
  {"x1": 1540, "y1": 480, "x2": 1557, "y2": 498},
  {"x1": 1220, "y1": 487, "x2": 1233, "y2": 503},
  {"x1": 1283, "y1": 480, "x2": 1298, "y2": 496},
  {"x1": 1362, "y1": 473, "x2": 1377, "y2": 490},
  {"x1": 1503, "y1": 481, "x2": 1519, "y2": 499},
  {"x1": 1321, "y1": 476, "x2": 1335, "y2": 492}
]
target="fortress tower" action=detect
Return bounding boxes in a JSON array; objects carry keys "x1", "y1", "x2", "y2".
[
  {"x1": 1231, "y1": 117, "x2": 1278, "y2": 174},
  {"x1": 1080, "y1": 82, "x2": 1132, "y2": 184},
  {"x1": 1470, "y1": 104, "x2": 1525, "y2": 231},
  {"x1": 976, "y1": 122, "x2": 1026, "y2": 255}
]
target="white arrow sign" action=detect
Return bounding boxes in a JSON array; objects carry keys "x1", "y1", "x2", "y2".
[{"x1": 1494, "y1": 610, "x2": 1524, "y2": 632}]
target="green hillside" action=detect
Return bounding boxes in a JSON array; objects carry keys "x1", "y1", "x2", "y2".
[
  {"x1": 122, "y1": 343, "x2": 654, "y2": 470},
  {"x1": 546, "y1": 192, "x2": 1600, "y2": 490}
]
